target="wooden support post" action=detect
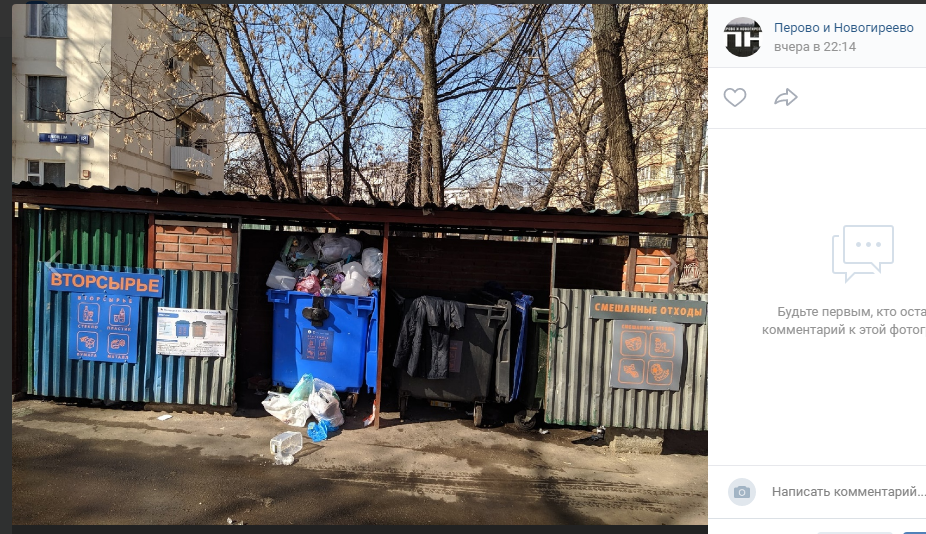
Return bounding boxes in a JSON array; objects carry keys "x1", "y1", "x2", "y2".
[
  {"x1": 373, "y1": 222, "x2": 389, "y2": 429},
  {"x1": 625, "y1": 248, "x2": 638, "y2": 292}
]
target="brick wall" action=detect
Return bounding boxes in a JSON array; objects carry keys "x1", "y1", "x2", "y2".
[
  {"x1": 155, "y1": 224, "x2": 233, "y2": 272},
  {"x1": 622, "y1": 248, "x2": 674, "y2": 293}
]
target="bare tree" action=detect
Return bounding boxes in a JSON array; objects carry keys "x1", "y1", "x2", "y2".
[
  {"x1": 293, "y1": 5, "x2": 407, "y2": 202},
  {"x1": 591, "y1": 4, "x2": 638, "y2": 212}
]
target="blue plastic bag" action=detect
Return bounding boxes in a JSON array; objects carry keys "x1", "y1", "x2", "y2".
[{"x1": 306, "y1": 418, "x2": 339, "y2": 442}]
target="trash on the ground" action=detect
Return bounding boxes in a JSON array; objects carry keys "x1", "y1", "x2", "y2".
[
  {"x1": 157, "y1": 414, "x2": 172, "y2": 421},
  {"x1": 362, "y1": 404, "x2": 377, "y2": 427},
  {"x1": 288, "y1": 373, "x2": 314, "y2": 403},
  {"x1": 307, "y1": 419, "x2": 339, "y2": 442},
  {"x1": 589, "y1": 434, "x2": 603, "y2": 441},
  {"x1": 270, "y1": 430, "x2": 303, "y2": 455},
  {"x1": 596, "y1": 425, "x2": 606, "y2": 434},
  {"x1": 262, "y1": 391, "x2": 312, "y2": 427},
  {"x1": 227, "y1": 518, "x2": 234, "y2": 525},
  {"x1": 308, "y1": 377, "x2": 344, "y2": 427},
  {"x1": 274, "y1": 453, "x2": 295, "y2": 466},
  {"x1": 538, "y1": 429, "x2": 549, "y2": 435},
  {"x1": 270, "y1": 431, "x2": 302, "y2": 465}
]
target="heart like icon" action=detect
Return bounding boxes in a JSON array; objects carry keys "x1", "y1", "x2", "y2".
[{"x1": 724, "y1": 88, "x2": 746, "y2": 107}]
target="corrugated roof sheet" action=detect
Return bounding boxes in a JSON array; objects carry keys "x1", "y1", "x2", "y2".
[{"x1": 12, "y1": 181, "x2": 685, "y2": 219}]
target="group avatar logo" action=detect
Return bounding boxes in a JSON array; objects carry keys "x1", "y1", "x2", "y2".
[{"x1": 725, "y1": 17, "x2": 762, "y2": 57}]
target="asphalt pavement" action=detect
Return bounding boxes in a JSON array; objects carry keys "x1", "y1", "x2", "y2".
[{"x1": 12, "y1": 392, "x2": 707, "y2": 525}]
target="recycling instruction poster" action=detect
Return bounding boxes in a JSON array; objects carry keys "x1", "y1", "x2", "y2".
[
  {"x1": 156, "y1": 307, "x2": 227, "y2": 357},
  {"x1": 610, "y1": 320, "x2": 684, "y2": 391}
]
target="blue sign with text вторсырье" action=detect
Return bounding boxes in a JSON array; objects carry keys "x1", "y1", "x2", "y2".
[{"x1": 44, "y1": 264, "x2": 164, "y2": 364}]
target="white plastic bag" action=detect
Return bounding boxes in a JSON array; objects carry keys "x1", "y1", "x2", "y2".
[
  {"x1": 262, "y1": 391, "x2": 312, "y2": 427},
  {"x1": 361, "y1": 248, "x2": 383, "y2": 278},
  {"x1": 313, "y1": 234, "x2": 362, "y2": 263},
  {"x1": 308, "y1": 378, "x2": 344, "y2": 427}
]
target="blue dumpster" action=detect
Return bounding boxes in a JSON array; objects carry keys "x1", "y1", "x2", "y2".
[{"x1": 267, "y1": 290, "x2": 379, "y2": 395}]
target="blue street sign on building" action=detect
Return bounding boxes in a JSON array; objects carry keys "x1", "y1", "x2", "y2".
[{"x1": 39, "y1": 133, "x2": 90, "y2": 145}]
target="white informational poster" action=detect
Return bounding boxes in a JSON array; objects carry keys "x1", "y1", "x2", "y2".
[{"x1": 156, "y1": 307, "x2": 227, "y2": 357}]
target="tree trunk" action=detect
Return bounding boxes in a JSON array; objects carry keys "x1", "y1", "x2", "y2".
[
  {"x1": 591, "y1": 4, "x2": 638, "y2": 212},
  {"x1": 415, "y1": 5, "x2": 444, "y2": 206},
  {"x1": 341, "y1": 122, "x2": 352, "y2": 202},
  {"x1": 405, "y1": 98, "x2": 422, "y2": 204},
  {"x1": 490, "y1": 79, "x2": 524, "y2": 209},
  {"x1": 582, "y1": 129, "x2": 609, "y2": 211}
]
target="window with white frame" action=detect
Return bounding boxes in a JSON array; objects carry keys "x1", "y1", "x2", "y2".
[
  {"x1": 175, "y1": 181, "x2": 190, "y2": 194},
  {"x1": 27, "y1": 76, "x2": 67, "y2": 122},
  {"x1": 27, "y1": 4, "x2": 67, "y2": 38},
  {"x1": 27, "y1": 160, "x2": 66, "y2": 186}
]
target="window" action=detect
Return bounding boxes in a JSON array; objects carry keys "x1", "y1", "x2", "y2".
[
  {"x1": 175, "y1": 181, "x2": 190, "y2": 194},
  {"x1": 27, "y1": 160, "x2": 65, "y2": 186},
  {"x1": 176, "y1": 120, "x2": 192, "y2": 147},
  {"x1": 165, "y1": 57, "x2": 180, "y2": 81},
  {"x1": 194, "y1": 138, "x2": 209, "y2": 154},
  {"x1": 27, "y1": 76, "x2": 67, "y2": 122},
  {"x1": 27, "y1": 4, "x2": 67, "y2": 38}
]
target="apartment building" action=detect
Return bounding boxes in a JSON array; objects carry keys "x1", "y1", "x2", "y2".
[{"x1": 11, "y1": 4, "x2": 225, "y2": 193}]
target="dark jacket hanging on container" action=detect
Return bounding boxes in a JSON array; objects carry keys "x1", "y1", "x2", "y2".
[{"x1": 393, "y1": 295, "x2": 466, "y2": 379}]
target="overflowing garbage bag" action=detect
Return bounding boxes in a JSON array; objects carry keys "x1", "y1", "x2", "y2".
[
  {"x1": 262, "y1": 391, "x2": 312, "y2": 427},
  {"x1": 266, "y1": 232, "x2": 380, "y2": 298},
  {"x1": 314, "y1": 234, "x2": 362, "y2": 264},
  {"x1": 361, "y1": 247, "x2": 383, "y2": 278},
  {"x1": 308, "y1": 377, "x2": 345, "y2": 427}
]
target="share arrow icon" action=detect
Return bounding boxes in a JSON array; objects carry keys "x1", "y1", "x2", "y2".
[{"x1": 774, "y1": 88, "x2": 798, "y2": 106}]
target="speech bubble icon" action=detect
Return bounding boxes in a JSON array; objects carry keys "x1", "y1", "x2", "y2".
[{"x1": 842, "y1": 225, "x2": 893, "y2": 273}]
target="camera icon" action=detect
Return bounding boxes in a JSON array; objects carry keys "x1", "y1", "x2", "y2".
[{"x1": 729, "y1": 478, "x2": 755, "y2": 505}]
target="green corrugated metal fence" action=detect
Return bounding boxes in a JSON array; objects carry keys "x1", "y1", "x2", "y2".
[
  {"x1": 18, "y1": 208, "x2": 147, "y2": 394},
  {"x1": 545, "y1": 289, "x2": 708, "y2": 431},
  {"x1": 32, "y1": 263, "x2": 237, "y2": 407}
]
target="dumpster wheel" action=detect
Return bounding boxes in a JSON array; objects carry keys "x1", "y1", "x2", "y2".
[
  {"x1": 512, "y1": 409, "x2": 538, "y2": 432},
  {"x1": 399, "y1": 394, "x2": 409, "y2": 420},
  {"x1": 342, "y1": 393, "x2": 359, "y2": 416},
  {"x1": 473, "y1": 403, "x2": 484, "y2": 428}
]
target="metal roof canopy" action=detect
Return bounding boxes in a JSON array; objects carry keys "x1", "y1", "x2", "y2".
[{"x1": 12, "y1": 182, "x2": 686, "y2": 239}]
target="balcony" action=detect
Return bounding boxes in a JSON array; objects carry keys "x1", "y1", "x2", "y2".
[
  {"x1": 171, "y1": 30, "x2": 214, "y2": 66},
  {"x1": 170, "y1": 13, "x2": 214, "y2": 66},
  {"x1": 168, "y1": 80, "x2": 214, "y2": 123},
  {"x1": 170, "y1": 145, "x2": 213, "y2": 178}
]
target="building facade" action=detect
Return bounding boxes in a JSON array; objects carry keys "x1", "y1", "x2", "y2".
[{"x1": 11, "y1": 4, "x2": 225, "y2": 193}]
